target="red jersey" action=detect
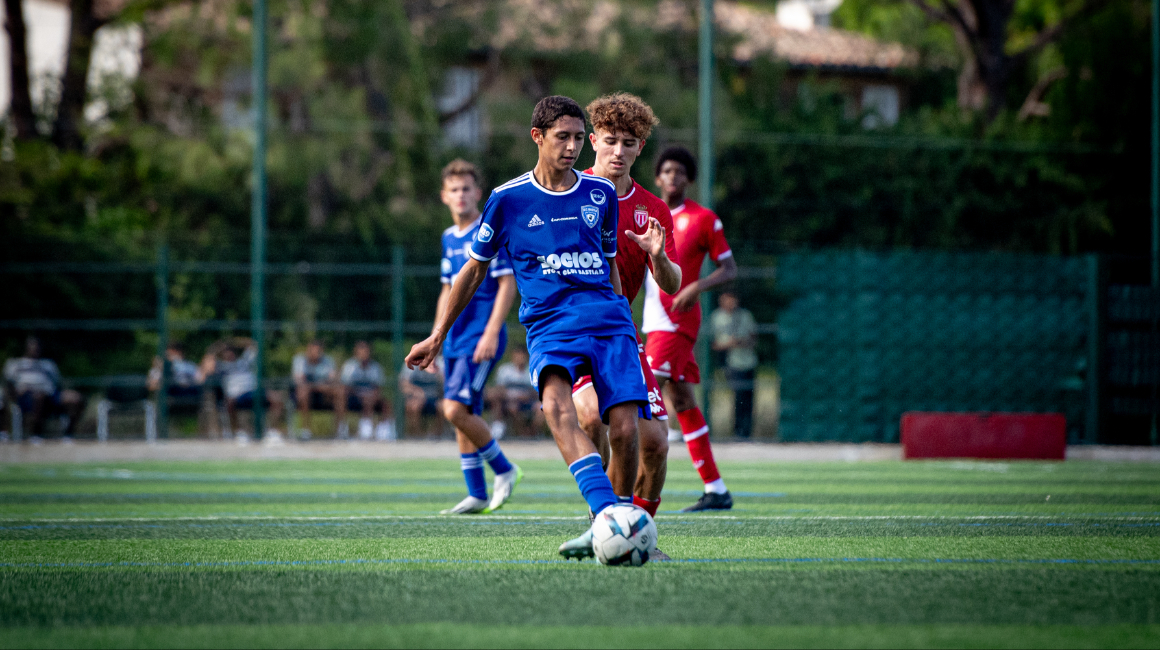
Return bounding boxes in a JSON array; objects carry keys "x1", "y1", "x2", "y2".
[
  {"x1": 642, "y1": 200, "x2": 732, "y2": 338},
  {"x1": 582, "y1": 171, "x2": 678, "y2": 304}
]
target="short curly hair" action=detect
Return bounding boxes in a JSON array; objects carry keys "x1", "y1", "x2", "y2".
[
  {"x1": 586, "y1": 93, "x2": 660, "y2": 140},
  {"x1": 654, "y1": 145, "x2": 698, "y2": 182}
]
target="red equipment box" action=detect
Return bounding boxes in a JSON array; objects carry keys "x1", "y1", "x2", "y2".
[{"x1": 901, "y1": 412, "x2": 1067, "y2": 460}]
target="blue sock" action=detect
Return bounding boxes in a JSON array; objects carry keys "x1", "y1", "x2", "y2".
[
  {"x1": 461, "y1": 453, "x2": 488, "y2": 500},
  {"x1": 617, "y1": 495, "x2": 633, "y2": 504},
  {"x1": 478, "y1": 439, "x2": 514, "y2": 475},
  {"x1": 568, "y1": 453, "x2": 618, "y2": 516}
]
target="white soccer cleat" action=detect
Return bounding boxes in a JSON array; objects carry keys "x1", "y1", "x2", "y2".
[
  {"x1": 374, "y1": 421, "x2": 396, "y2": 441},
  {"x1": 558, "y1": 527, "x2": 595, "y2": 561},
  {"x1": 440, "y1": 496, "x2": 490, "y2": 515},
  {"x1": 262, "y1": 429, "x2": 285, "y2": 446},
  {"x1": 357, "y1": 418, "x2": 374, "y2": 440},
  {"x1": 488, "y1": 465, "x2": 523, "y2": 512},
  {"x1": 235, "y1": 431, "x2": 250, "y2": 447}
]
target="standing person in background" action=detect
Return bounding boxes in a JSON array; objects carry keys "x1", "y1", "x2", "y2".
[
  {"x1": 710, "y1": 291, "x2": 758, "y2": 439},
  {"x1": 2, "y1": 336, "x2": 83, "y2": 440},
  {"x1": 432, "y1": 159, "x2": 521, "y2": 514},
  {"x1": 202, "y1": 337, "x2": 285, "y2": 444},
  {"x1": 291, "y1": 340, "x2": 345, "y2": 440},
  {"x1": 341, "y1": 340, "x2": 393, "y2": 441},
  {"x1": 643, "y1": 145, "x2": 738, "y2": 512}
]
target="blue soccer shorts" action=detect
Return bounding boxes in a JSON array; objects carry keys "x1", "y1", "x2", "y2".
[
  {"x1": 529, "y1": 333, "x2": 650, "y2": 424},
  {"x1": 444, "y1": 352, "x2": 502, "y2": 416}
]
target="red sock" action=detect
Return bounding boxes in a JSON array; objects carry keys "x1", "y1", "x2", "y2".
[
  {"x1": 633, "y1": 495, "x2": 660, "y2": 518},
  {"x1": 677, "y1": 408, "x2": 721, "y2": 485}
]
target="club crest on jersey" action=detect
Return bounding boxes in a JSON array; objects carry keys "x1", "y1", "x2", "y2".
[
  {"x1": 477, "y1": 223, "x2": 494, "y2": 242},
  {"x1": 589, "y1": 189, "x2": 606, "y2": 205},
  {"x1": 634, "y1": 205, "x2": 649, "y2": 228},
  {"x1": 581, "y1": 205, "x2": 600, "y2": 228}
]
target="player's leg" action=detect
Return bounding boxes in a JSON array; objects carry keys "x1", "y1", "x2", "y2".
[
  {"x1": 332, "y1": 383, "x2": 349, "y2": 438},
  {"x1": 664, "y1": 378, "x2": 732, "y2": 512},
  {"x1": 539, "y1": 367, "x2": 619, "y2": 515},
  {"x1": 442, "y1": 355, "x2": 521, "y2": 512},
  {"x1": 294, "y1": 383, "x2": 312, "y2": 433},
  {"x1": 633, "y1": 346, "x2": 669, "y2": 518},
  {"x1": 440, "y1": 400, "x2": 489, "y2": 514},
  {"x1": 573, "y1": 381, "x2": 615, "y2": 482}
]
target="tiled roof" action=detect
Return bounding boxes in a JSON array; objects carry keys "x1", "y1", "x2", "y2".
[
  {"x1": 417, "y1": 1, "x2": 915, "y2": 72},
  {"x1": 718, "y1": 2, "x2": 917, "y2": 70}
]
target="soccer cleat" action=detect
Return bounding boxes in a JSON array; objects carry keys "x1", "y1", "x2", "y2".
[
  {"x1": 488, "y1": 465, "x2": 523, "y2": 512},
  {"x1": 440, "y1": 496, "x2": 490, "y2": 515},
  {"x1": 558, "y1": 527, "x2": 595, "y2": 561},
  {"x1": 680, "y1": 490, "x2": 733, "y2": 512},
  {"x1": 651, "y1": 548, "x2": 673, "y2": 562}
]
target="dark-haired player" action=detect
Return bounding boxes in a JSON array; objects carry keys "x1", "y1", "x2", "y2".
[
  {"x1": 573, "y1": 93, "x2": 682, "y2": 534},
  {"x1": 434, "y1": 159, "x2": 522, "y2": 515},
  {"x1": 643, "y1": 146, "x2": 738, "y2": 511},
  {"x1": 406, "y1": 96, "x2": 650, "y2": 556}
]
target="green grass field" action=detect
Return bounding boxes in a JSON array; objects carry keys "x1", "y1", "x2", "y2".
[{"x1": 1, "y1": 455, "x2": 1159, "y2": 648}]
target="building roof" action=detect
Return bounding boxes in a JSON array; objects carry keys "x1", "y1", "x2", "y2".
[{"x1": 417, "y1": 0, "x2": 916, "y2": 73}]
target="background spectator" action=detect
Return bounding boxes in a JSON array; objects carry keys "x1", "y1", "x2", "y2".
[
  {"x1": 147, "y1": 342, "x2": 204, "y2": 399},
  {"x1": 341, "y1": 340, "x2": 393, "y2": 440},
  {"x1": 292, "y1": 340, "x2": 345, "y2": 440},
  {"x1": 202, "y1": 337, "x2": 285, "y2": 442},
  {"x1": 488, "y1": 348, "x2": 542, "y2": 438},
  {"x1": 2, "y1": 336, "x2": 83, "y2": 440},
  {"x1": 399, "y1": 356, "x2": 443, "y2": 438},
  {"x1": 711, "y1": 291, "x2": 758, "y2": 438}
]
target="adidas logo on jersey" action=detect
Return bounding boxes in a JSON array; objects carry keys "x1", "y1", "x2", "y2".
[{"x1": 528, "y1": 215, "x2": 544, "y2": 227}]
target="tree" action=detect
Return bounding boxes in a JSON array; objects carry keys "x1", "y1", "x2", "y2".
[
  {"x1": 3, "y1": 0, "x2": 36, "y2": 139},
  {"x1": 904, "y1": 0, "x2": 1109, "y2": 119}
]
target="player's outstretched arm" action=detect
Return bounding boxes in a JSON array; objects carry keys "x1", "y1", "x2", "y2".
[
  {"x1": 672, "y1": 255, "x2": 738, "y2": 312},
  {"x1": 473, "y1": 275, "x2": 516, "y2": 363},
  {"x1": 626, "y1": 216, "x2": 681, "y2": 294},
  {"x1": 407, "y1": 258, "x2": 489, "y2": 370}
]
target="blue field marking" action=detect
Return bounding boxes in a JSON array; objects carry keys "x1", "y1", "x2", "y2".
[{"x1": 2, "y1": 556, "x2": 1159, "y2": 570}]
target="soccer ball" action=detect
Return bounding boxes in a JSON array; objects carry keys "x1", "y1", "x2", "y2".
[{"x1": 591, "y1": 504, "x2": 657, "y2": 566}]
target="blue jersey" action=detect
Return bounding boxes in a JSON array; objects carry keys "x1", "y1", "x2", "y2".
[
  {"x1": 441, "y1": 217, "x2": 513, "y2": 358},
  {"x1": 468, "y1": 170, "x2": 636, "y2": 344}
]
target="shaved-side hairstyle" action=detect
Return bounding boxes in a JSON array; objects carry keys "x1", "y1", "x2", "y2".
[{"x1": 586, "y1": 93, "x2": 660, "y2": 140}]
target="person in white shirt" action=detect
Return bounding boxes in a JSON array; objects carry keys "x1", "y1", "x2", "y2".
[
  {"x1": 147, "y1": 343, "x2": 204, "y2": 399},
  {"x1": 202, "y1": 337, "x2": 284, "y2": 442},
  {"x1": 487, "y1": 348, "x2": 542, "y2": 439},
  {"x1": 340, "y1": 340, "x2": 393, "y2": 440},
  {"x1": 3, "y1": 336, "x2": 83, "y2": 439},
  {"x1": 291, "y1": 340, "x2": 345, "y2": 439}
]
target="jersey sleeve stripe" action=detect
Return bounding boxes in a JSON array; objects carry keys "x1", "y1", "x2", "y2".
[
  {"x1": 468, "y1": 249, "x2": 498, "y2": 262},
  {"x1": 716, "y1": 250, "x2": 734, "y2": 261},
  {"x1": 604, "y1": 251, "x2": 617, "y2": 258},
  {"x1": 489, "y1": 268, "x2": 514, "y2": 277}
]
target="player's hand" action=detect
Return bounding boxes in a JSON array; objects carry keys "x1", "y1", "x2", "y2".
[
  {"x1": 672, "y1": 286, "x2": 700, "y2": 312},
  {"x1": 473, "y1": 330, "x2": 499, "y2": 363},
  {"x1": 405, "y1": 333, "x2": 443, "y2": 370},
  {"x1": 625, "y1": 217, "x2": 665, "y2": 258}
]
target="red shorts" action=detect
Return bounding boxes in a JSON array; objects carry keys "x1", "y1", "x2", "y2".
[
  {"x1": 574, "y1": 335, "x2": 668, "y2": 420},
  {"x1": 644, "y1": 330, "x2": 700, "y2": 385}
]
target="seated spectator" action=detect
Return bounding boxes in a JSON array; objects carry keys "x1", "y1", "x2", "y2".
[
  {"x1": 341, "y1": 340, "x2": 394, "y2": 440},
  {"x1": 291, "y1": 340, "x2": 345, "y2": 440},
  {"x1": 147, "y1": 342, "x2": 204, "y2": 400},
  {"x1": 488, "y1": 348, "x2": 542, "y2": 438},
  {"x1": 2, "y1": 336, "x2": 83, "y2": 440},
  {"x1": 202, "y1": 337, "x2": 285, "y2": 442},
  {"x1": 399, "y1": 356, "x2": 444, "y2": 438}
]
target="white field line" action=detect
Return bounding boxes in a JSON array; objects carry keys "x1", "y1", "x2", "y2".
[{"x1": 2, "y1": 514, "x2": 1159, "y2": 523}]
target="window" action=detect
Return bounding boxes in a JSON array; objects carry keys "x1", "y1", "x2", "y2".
[
  {"x1": 861, "y1": 84, "x2": 899, "y2": 129},
  {"x1": 438, "y1": 67, "x2": 483, "y2": 149}
]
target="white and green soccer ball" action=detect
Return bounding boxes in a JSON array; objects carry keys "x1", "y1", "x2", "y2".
[{"x1": 591, "y1": 504, "x2": 657, "y2": 566}]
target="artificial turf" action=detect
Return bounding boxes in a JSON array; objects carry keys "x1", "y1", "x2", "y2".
[{"x1": 0, "y1": 456, "x2": 1157, "y2": 648}]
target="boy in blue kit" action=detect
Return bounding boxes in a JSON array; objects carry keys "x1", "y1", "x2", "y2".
[
  {"x1": 406, "y1": 96, "x2": 651, "y2": 558},
  {"x1": 435, "y1": 159, "x2": 522, "y2": 514}
]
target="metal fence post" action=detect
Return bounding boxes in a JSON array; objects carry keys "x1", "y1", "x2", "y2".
[
  {"x1": 1085, "y1": 254, "x2": 1105, "y2": 444},
  {"x1": 250, "y1": 0, "x2": 269, "y2": 439},
  {"x1": 697, "y1": 0, "x2": 715, "y2": 419},
  {"x1": 391, "y1": 245, "x2": 406, "y2": 438},
  {"x1": 155, "y1": 243, "x2": 170, "y2": 440}
]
